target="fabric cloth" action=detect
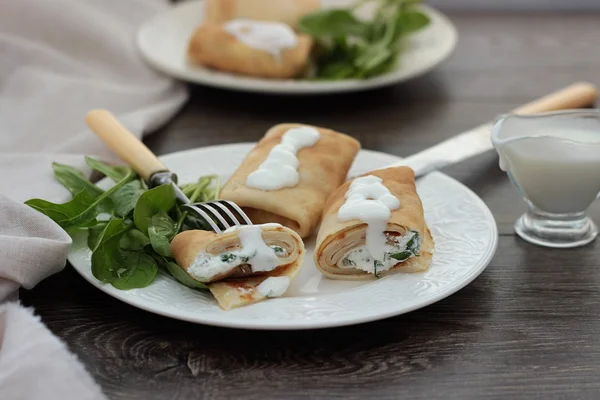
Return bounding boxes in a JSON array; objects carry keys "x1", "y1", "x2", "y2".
[{"x1": 0, "y1": 0, "x2": 188, "y2": 399}]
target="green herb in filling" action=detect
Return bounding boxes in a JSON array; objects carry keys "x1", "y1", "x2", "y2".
[
  {"x1": 240, "y1": 252, "x2": 256, "y2": 264},
  {"x1": 273, "y1": 246, "x2": 285, "y2": 255},
  {"x1": 342, "y1": 258, "x2": 356, "y2": 267},
  {"x1": 405, "y1": 231, "x2": 420, "y2": 255},
  {"x1": 220, "y1": 254, "x2": 237, "y2": 263},
  {"x1": 389, "y1": 232, "x2": 421, "y2": 261},
  {"x1": 390, "y1": 251, "x2": 412, "y2": 261},
  {"x1": 373, "y1": 260, "x2": 383, "y2": 277}
]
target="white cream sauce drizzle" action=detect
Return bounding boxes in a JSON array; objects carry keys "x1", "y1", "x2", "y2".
[
  {"x1": 337, "y1": 175, "x2": 400, "y2": 264},
  {"x1": 246, "y1": 126, "x2": 320, "y2": 191},
  {"x1": 223, "y1": 19, "x2": 298, "y2": 59},
  {"x1": 187, "y1": 224, "x2": 285, "y2": 282},
  {"x1": 256, "y1": 276, "x2": 291, "y2": 298}
]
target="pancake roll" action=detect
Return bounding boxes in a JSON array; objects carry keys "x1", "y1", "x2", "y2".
[
  {"x1": 187, "y1": 20, "x2": 313, "y2": 79},
  {"x1": 204, "y1": 0, "x2": 321, "y2": 28},
  {"x1": 314, "y1": 167, "x2": 434, "y2": 280},
  {"x1": 220, "y1": 123, "x2": 361, "y2": 238},
  {"x1": 171, "y1": 223, "x2": 304, "y2": 310}
]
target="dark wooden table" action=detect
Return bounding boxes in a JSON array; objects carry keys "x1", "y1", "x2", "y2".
[{"x1": 21, "y1": 12, "x2": 600, "y2": 400}]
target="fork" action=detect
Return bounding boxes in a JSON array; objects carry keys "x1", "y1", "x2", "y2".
[{"x1": 85, "y1": 109, "x2": 253, "y2": 233}]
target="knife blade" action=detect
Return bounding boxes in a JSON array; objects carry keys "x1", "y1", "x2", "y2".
[{"x1": 387, "y1": 82, "x2": 598, "y2": 177}]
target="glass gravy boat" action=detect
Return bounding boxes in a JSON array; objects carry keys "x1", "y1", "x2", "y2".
[{"x1": 491, "y1": 109, "x2": 600, "y2": 248}]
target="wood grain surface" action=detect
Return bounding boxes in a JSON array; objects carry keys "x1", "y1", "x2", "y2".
[{"x1": 20, "y1": 13, "x2": 600, "y2": 400}]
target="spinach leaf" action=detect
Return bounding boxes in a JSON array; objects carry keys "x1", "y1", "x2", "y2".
[
  {"x1": 354, "y1": 44, "x2": 393, "y2": 75},
  {"x1": 26, "y1": 189, "x2": 97, "y2": 232},
  {"x1": 111, "y1": 251, "x2": 157, "y2": 290},
  {"x1": 149, "y1": 228, "x2": 172, "y2": 257},
  {"x1": 164, "y1": 260, "x2": 208, "y2": 290},
  {"x1": 395, "y1": 10, "x2": 430, "y2": 36},
  {"x1": 53, "y1": 162, "x2": 103, "y2": 197},
  {"x1": 91, "y1": 219, "x2": 132, "y2": 283},
  {"x1": 91, "y1": 219, "x2": 157, "y2": 289},
  {"x1": 112, "y1": 180, "x2": 145, "y2": 217},
  {"x1": 299, "y1": 9, "x2": 367, "y2": 38},
  {"x1": 88, "y1": 222, "x2": 107, "y2": 251},
  {"x1": 85, "y1": 156, "x2": 130, "y2": 182},
  {"x1": 133, "y1": 184, "x2": 176, "y2": 234},
  {"x1": 318, "y1": 60, "x2": 357, "y2": 80},
  {"x1": 148, "y1": 211, "x2": 178, "y2": 257},
  {"x1": 301, "y1": 0, "x2": 430, "y2": 80},
  {"x1": 120, "y1": 229, "x2": 151, "y2": 251},
  {"x1": 26, "y1": 169, "x2": 135, "y2": 232}
]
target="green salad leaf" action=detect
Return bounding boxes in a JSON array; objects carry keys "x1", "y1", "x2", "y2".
[
  {"x1": 112, "y1": 180, "x2": 145, "y2": 218},
  {"x1": 299, "y1": 9, "x2": 367, "y2": 38},
  {"x1": 299, "y1": 0, "x2": 430, "y2": 80},
  {"x1": 88, "y1": 222, "x2": 108, "y2": 251},
  {"x1": 91, "y1": 219, "x2": 133, "y2": 283},
  {"x1": 26, "y1": 189, "x2": 98, "y2": 232},
  {"x1": 53, "y1": 162, "x2": 103, "y2": 197},
  {"x1": 26, "y1": 158, "x2": 220, "y2": 291},
  {"x1": 111, "y1": 251, "x2": 158, "y2": 290},
  {"x1": 26, "y1": 167, "x2": 135, "y2": 232},
  {"x1": 164, "y1": 260, "x2": 208, "y2": 290},
  {"x1": 85, "y1": 156, "x2": 130, "y2": 182},
  {"x1": 133, "y1": 184, "x2": 176, "y2": 234},
  {"x1": 148, "y1": 211, "x2": 178, "y2": 257},
  {"x1": 119, "y1": 229, "x2": 151, "y2": 251}
]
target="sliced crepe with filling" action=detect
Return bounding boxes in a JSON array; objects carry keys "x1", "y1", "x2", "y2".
[
  {"x1": 171, "y1": 223, "x2": 304, "y2": 310},
  {"x1": 315, "y1": 167, "x2": 434, "y2": 280}
]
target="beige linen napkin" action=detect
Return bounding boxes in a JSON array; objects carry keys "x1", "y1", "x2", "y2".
[{"x1": 0, "y1": 0, "x2": 188, "y2": 399}]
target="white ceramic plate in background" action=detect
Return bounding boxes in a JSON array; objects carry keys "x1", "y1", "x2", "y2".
[
  {"x1": 68, "y1": 144, "x2": 497, "y2": 330},
  {"x1": 136, "y1": 0, "x2": 458, "y2": 94}
]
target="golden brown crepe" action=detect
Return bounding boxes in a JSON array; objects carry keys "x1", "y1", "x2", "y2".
[
  {"x1": 314, "y1": 167, "x2": 434, "y2": 280},
  {"x1": 187, "y1": 22, "x2": 313, "y2": 79},
  {"x1": 204, "y1": 0, "x2": 321, "y2": 28},
  {"x1": 171, "y1": 224, "x2": 304, "y2": 310},
  {"x1": 220, "y1": 123, "x2": 361, "y2": 238}
]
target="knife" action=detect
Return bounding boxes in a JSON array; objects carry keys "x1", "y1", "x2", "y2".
[{"x1": 388, "y1": 82, "x2": 598, "y2": 177}]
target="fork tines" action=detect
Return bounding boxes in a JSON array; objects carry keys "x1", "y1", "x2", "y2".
[{"x1": 183, "y1": 200, "x2": 252, "y2": 233}]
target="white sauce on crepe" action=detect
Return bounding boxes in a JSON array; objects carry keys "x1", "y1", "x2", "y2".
[
  {"x1": 246, "y1": 126, "x2": 320, "y2": 191},
  {"x1": 187, "y1": 224, "x2": 287, "y2": 282},
  {"x1": 257, "y1": 276, "x2": 290, "y2": 298},
  {"x1": 337, "y1": 175, "x2": 401, "y2": 272},
  {"x1": 224, "y1": 19, "x2": 298, "y2": 59}
]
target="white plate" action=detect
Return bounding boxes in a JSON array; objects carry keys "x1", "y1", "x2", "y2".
[
  {"x1": 68, "y1": 144, "x2": 498, "y2": 330},
  {"x1": 136, "y1": 0, "x2": 458, "y2": 94}
]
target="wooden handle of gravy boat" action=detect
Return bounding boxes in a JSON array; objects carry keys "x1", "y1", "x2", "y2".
[
  {"x1": 514, "y1": 82, "x2": 598, "y2": 114},
  {"x1": 85, "y1": 109, "x2": 168, "y2": 181}
]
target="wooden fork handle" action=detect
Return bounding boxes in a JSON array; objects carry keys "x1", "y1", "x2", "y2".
[{"x1": 85, "y1": 109, "x2": 167, "y2": 181}]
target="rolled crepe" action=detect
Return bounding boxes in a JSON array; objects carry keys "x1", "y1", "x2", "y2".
[
  {"x1": 204, "y1": 0, "x2": 320, "y2": 28},
  {"x1": 315, "y1": 167, "x2": 434, "y2": 280},
  {"x1": 220, "y1": 123, "x2": 361, "y2": 238},
  {"x1": 171, "y1": 224, "x2": 304, "y2": 310},
  {"x1": 187, "y1": 22, "x2": 313, "y2": 79}
]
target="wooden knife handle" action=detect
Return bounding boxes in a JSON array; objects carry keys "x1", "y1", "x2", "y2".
[
  {"x1": 514, "y1": 82, "x2": 597, "y2": 114},
  {"x1": 85, "y1": 109, "x2": 167, "y2": 181}
]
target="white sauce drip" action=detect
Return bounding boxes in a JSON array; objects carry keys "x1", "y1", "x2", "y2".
[
  {"x1": 256, "y1": 276, "x2": 291, "y2": 298},
  {"x1": 246, "y1": 127, "x2": 320, "y2": 191},
  {"x1": 338, "y1": 175, "x2": 400, "y2": 263},
  {"x1": 224, "y1": 19, "x2": 297, "y2": 59},
  {"x1": 187, "y1": 224, "x2": 285, "y2": 282}
]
